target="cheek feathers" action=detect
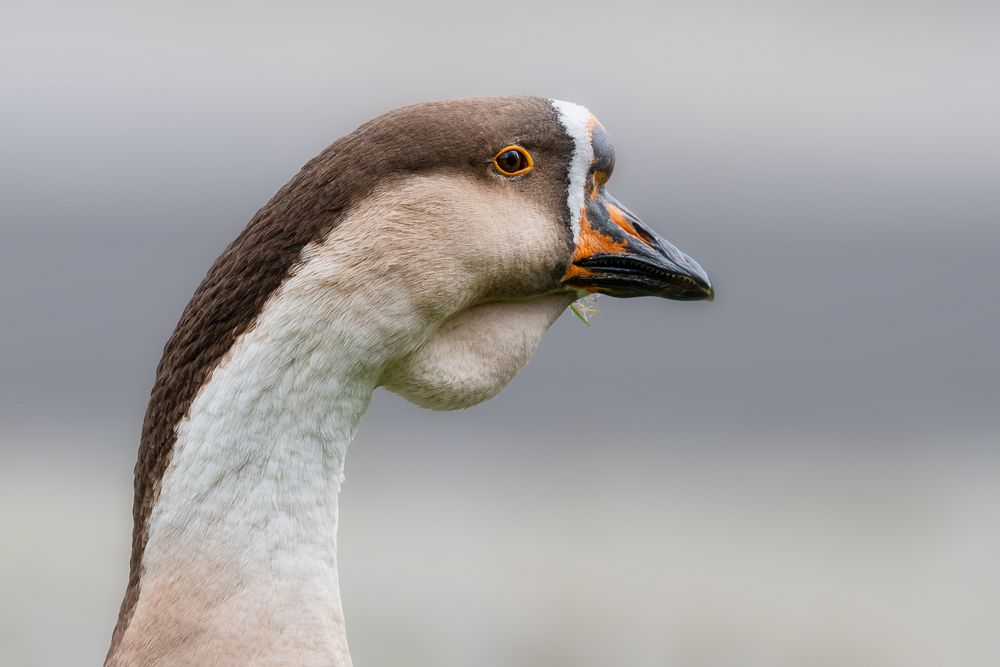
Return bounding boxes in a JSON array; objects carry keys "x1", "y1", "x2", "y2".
[{"x1": 347, "y1": 173, "x2": 571, "y2": 308}]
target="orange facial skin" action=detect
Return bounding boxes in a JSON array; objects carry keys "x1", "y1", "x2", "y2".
[
  {"x1": 562, "y1": 206, "x2": 629, "y2": 286},
  {"x1": 562, "y1": 171, "x2": 640, "y2": 285}
]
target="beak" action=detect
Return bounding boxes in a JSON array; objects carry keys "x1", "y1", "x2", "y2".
[{"x1": 562, "y1": 193, "x2": 714, "y2": 301}]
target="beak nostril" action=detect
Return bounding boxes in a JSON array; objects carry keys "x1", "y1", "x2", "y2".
[{"x1": 628, "y1": 218, "x2": 658, "y2": 247}]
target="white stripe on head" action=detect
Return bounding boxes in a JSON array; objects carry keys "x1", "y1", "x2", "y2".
[{"x1": 550, "y1": 99, "x2": 595, "y2": 243}]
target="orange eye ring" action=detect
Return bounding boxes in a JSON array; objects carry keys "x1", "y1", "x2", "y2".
[{"x1": 492, "y1": 145, "x2": 534, "y2": 177}]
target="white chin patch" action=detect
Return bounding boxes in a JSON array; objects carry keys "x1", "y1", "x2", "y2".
[{"x1": 550, "y1": 99, "x2": 595, "y2": 244}]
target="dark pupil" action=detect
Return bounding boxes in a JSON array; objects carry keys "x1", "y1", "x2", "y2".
[{"x1": 499, "y1": 150, "x2": 522, "y2": 172}]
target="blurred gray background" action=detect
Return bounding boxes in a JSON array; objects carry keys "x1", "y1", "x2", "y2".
[{"x1": 2, "y1": 1, "x2": 999, "y2": 665}]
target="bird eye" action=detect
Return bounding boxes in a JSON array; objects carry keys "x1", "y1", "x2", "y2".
[{"x1": 492, "y1": 146, "x2": 533, "y2": 177}]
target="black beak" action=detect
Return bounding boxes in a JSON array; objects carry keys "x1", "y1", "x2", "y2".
[{"x1": 562, "y1": 193, "x2": 714, "y2": 301}]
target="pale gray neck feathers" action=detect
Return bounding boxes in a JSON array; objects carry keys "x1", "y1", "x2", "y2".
[
  {"x1": 107, "y1": 174, "x2": 575, "y2": 666},
  {"x1": 109, "y1": 241, "x2": 385, "y2": 667}
]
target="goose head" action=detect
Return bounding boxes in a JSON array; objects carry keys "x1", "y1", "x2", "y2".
[{"x1": 284, "y1": 96, "x2": 714, "y2": 409}]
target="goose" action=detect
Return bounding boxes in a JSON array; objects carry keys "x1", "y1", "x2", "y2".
[{"x1": 105, "y1": 96, "x2": 713, "y2": 666}]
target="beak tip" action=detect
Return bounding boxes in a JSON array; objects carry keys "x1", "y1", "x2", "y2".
[{"x1": 686, "y1": 259, "x2": 714, "y2": 302}]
